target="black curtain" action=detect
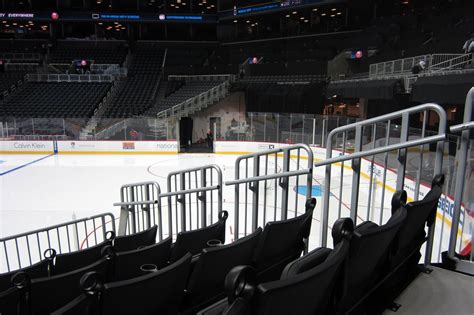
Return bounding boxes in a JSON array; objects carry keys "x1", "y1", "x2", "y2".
[
  {"x1": 411, "y1": 73, "x2": 474, "y2": 104},
  {"x1": 326, "y1": 79, "x2": 402, "y2": 100},
  {"x1": 179, "y1": 117, "x2": 193, "y2": 146},
  {"x1": 367, "y1": 94, "x2": 410, "y2": 118},
  {"x1": 245, "y1": 83, "x2": 325, "y2": 113}
]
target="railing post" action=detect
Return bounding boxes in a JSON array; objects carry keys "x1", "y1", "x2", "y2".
[
  {"x1": 350, "y1": 125, "x2": 363, "y2": 224},
  {"x1": 321, "y1": 132, "x2": 333, "y2": 247},
  {"x1": 200, "y1": 168, "x2": 207, "y2": 227},
  {"x1": 322, "y1": 118, "x2": 326, "y2": 147},
  {"x1": 396, "y1": 113, "x2": 409, "y2": 191},
  {"x1": 280, "y1": 150, "x2": 291, "y2": 220},
  {"x1": 179, "y1": 172, "x2": 186, "y2": 232},
  {"x1": 251, "y1": 155, "x2": 260, "y2": 231},
  {"x1": 425, "y1": 105, "x2": 447, "y2": 266},
  {"x1": 447, "y1": 88, "x2": 473, "y2": 260},
  {"x1": 234, "y1": 160, "x2": 240, "y2": 239},
  {"x1": 118, "y1": 205, "x2": 130, "y2": 236}
]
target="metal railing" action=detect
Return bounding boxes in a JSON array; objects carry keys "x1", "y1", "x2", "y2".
[
  {"x1": 226, "y1": 144, "x2": 313, "y2": 240},
  {"x1": 447, "y1": 87, "x2": 474, "y2": 267},
  {"x1": 369, "y1": 53, "x2": 473, "y2": 78},
  {"x1": 26, "y1": 73, "x2": 114, "y2": 83},
  {"x1": 315, "y1": 103, "x2": 447, "y2": 266},
  {"x1": 0, "y1": 213, "x2": 115, "y2": 273},
  {"x1": 114, "y1": 165, "x2": 223, "y2": 241},
  {"x1": 5, "y1": 63, "x2": 39, "y2": 72},
  {"x1": 168, "y1": 74, "x2": 236, "y2": 83},
  {"x1": 157, "y1": 80, "x2": 231, "y2": 119},
  {"x1": 90, "y1": 64, "x2": 127, "y2": 76},
  {"x1": 0, "y1": 52, "x2": 41, "y2": 61}
]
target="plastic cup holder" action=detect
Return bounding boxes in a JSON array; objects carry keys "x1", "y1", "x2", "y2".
[
  {"x1": 207, "y1": 239, "x2": 223, "y2": 247},
  {"x1": 140, "y1": 264, "x2": 158, "y2": 274}
]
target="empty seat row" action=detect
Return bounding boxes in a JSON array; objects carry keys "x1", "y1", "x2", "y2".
[
  {"x1": 219, "y1": 174, "x2": 445, "y2": 315},
  {"x1": 102, "y1": 48, "x2": 165, "y2": 118},
  {"x1": 49, "y1": 42, "x2": 127, "y2": 65},
  {"x1": 2, "y1": 82, "x2": 111, "y2": 118},
  {"x1": 52, "y1": 200, "x2": 314, "y2": 314},
  {"x1": 0, "y1": 199, "x2": 316, "y2": 314}
]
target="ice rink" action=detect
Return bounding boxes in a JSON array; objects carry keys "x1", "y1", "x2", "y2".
[{"x1": 0, "y1": 151, "x2": 393, "y2": 245}]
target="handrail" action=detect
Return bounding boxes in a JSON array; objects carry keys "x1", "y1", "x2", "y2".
[
  {"x1": 116, "y1": 165, "x2": 223, "y2": 239},
  {"x1": 228, "y1": 144, "x2": 313, "y2": 240},
  {"x1": 447, "y1": 87, "x2": 473, "y2": 264},
  {"x1": 226, "y1": 168, "x2": 312, "y2": 186},
  {"x1": 314, "y1": 135, "x2": 445, "y2": 167},
  {"x1": 319, "y1": 102, "x2": 447, "y2": 267},
  {"x1": 113, "y1": 185, "x2": 221, "y2": 206},
  {"x1": 26, "y1": 73, "x2": 114, "y2": 83},
  {"x1": 450, "y1": 121, "x2": 474, "y2": 133},
  {"x1": 369, "y1": 53, "x2": 473, "y2": 78},
  {"x1": 157, "y1": 79, "x2": 230, "y2": 119},
  {"x1": 0, "y1": 212, "x2": 115, "y2": 273}
]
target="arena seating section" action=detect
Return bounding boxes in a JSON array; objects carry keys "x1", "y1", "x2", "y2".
[
  {"x1": 49, "y1": 41, "x2": 127, "y2": 65},
  {"x1": 0, "y1": 72, "x2": 26, "y2": 97},
  {"x1": 102, "y1": 43, "x2": 165, "y2": 118},
  {"x1": 0, "y1": 179, "x2": 445, "y2": 314},
  {"x1": 147, "y1": 80, "x2": 225, "y2": 115},
  {"x1": 1, "y1": 82, "x2": 111, "y2": 118}
]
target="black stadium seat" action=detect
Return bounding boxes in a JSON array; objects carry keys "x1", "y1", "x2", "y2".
[
  {"x1": 337, "y1": 206, "x2": 407, "y2": 314},
  {"x1": 24, "y1": 257, "x2": 110, "y2": 315},
  {"x1": 224, "y1": 218, "x2": 354, "y2": 315},
  {"x1": 0, "y1": 285, "x2": 24, "y2": 315},
  {"x1": 185, "y1": 227, "x2": 262, "y2": 312},
  {"x1": 371, "y1": 175, "x2": 445, "y2": 311},
  {"x1": 170, "y1": 211, "x2": 228, "y2": 262},
  {"x1": 52, "y1": 233, "x2": 114, "y2": 275},
  {"x1": 253, "y1": 198, "x2": 315, "y2": 281},
  {"x1": 55, "y1": 253, "x2": 193, "y2": 315},
  {"x1": 99, "y1": 253, "x2": 192, "y2": 315},
  {"x1": 391, "y1": 174, "x2": 444, "y2": 268},
  {"x1": 113, "y1": 225, "x2": 158, "y2": 252},
  {"x1": 0, "y1": 257, "x2": 51, "y2": 293},
  {"x1": 50, "y1": 293, "x2": 96, "y2": 315},
  {"x1": 113, "y1": 236, "x2": 172, "y2": 281}
]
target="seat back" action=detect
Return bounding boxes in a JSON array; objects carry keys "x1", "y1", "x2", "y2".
[
  {"x1": 99, "y1": 253, "x2": 192, "y2": 315},
  {"x1": 186, "y1": 228, "x2": 262, "y2": 310},
  {"x1": 170, "y1": 211, "x2": 228, "y2": 262},
  {"x1": 394, "y1": 174, "x2": 444, "y2": 261},
  {"x1": 26, "y1": 257, "x2": 109, "y2": 314},
  {"x1": 114, "y1": 225, "x2": 157, "y2": 252},
  {"x1": 114, "y1": 237, "x2": 172, "y2": 281},
  {"x1": 0, "y1": 286, "x2": 24, "y2": 315},
  {"x1": 53, "y1": 235, "x2": 113, "y2": 275},
  {"x1": 339, "y1": 207, "x2": 407, "y2": 312},
  {"x1": 253, "y1": 199, "x2": 315, "y2": 280},
  {"x1": 50, "y1": 293, "x2": 97, "y2": 315},
  {"x1": 224, "y1": 218, "x2": 353, "y2": 315},
  {"x1": 0, "y1": 258, "x2": 51, "y2": 292}
]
